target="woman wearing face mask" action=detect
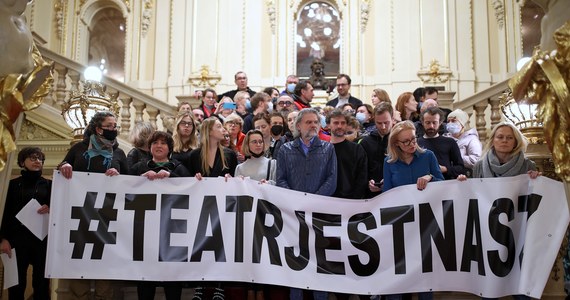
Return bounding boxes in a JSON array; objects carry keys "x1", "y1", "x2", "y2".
[
  {"x1": 58, "y1": 111, "x2": 127, "y2": 179},
  {"x1": 1, "y1": 147, "x2": 51, "y2": 300},
  {"x1": 355, "y1": 104, "x2": 376, "y2": 135},
  {"x1": 268, "y1": 112, "x2": 289, "y2": 159},
  {"x1": 444, "y1": 109, "x2": 482, "y2": 176}
]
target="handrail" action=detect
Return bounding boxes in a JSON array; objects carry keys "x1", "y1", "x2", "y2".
[
  {"x1": 37, "y1": 45, "x2": 175, "y2": 114},
  {"x1": 453, "y1": 78, "x2": 510, "y2": 111}
]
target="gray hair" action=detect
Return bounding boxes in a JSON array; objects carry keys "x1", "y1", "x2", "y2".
[{"x1": 293, "y1": 108, "x2": 320, "y2": 138}]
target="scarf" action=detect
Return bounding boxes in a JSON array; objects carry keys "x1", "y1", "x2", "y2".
[
  {"x1": 83, "y1": 134, "x2": 114, "y2": 171},
  {"x1": 480, "y1": 150, "x2": 527, "y2": 178}
]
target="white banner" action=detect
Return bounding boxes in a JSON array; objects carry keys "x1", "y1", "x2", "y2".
[{"x1": 46, "y1": 172, "x2": 569, "y2": 298}]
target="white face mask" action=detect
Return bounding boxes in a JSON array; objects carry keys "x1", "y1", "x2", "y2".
[{"x1": 446, "y1": 122, "x2": 462, "y2": 135}]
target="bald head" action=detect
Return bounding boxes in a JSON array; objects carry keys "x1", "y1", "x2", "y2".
[{"x1": 420, "y1": 98, "x2": 438, "y2": 113}]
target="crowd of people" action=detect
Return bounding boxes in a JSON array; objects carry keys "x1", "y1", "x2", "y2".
[{"x1": 0, "y1": 71, "x2": 543, "y2": 300}]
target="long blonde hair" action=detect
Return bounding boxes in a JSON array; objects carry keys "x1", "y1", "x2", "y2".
[
  {"x1": 199, "y1": 117, "x2": 228, "y2": 176},
  {"x1": 173, "y1": 113, "x2": 199, "y2": 152},
  {"x1": 386, "y1": 120, "x2": 425, "y2": 163}
]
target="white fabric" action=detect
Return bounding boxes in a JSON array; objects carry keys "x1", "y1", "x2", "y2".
[{"x1": 46, "y1": 172, "x2": 568, "y2": 298}]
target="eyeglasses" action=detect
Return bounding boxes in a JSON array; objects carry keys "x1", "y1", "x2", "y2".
[
  {"x1": 27, "y1": 155, "x2": 44, "y2": 162},
  {"x1": 345, "y1": 110, "x2": 355, "y2": 114},
  {"x1": 100, "y1": 125, "x2": 120, "y2": 131},
  {"x1": 249, "y1": 140, "x2": 264, "y2": 145},
  {"x1": 179, "y1": 121, "x2": 194, "y2": 127},
  {"x1": 226, "y1": 121, "x2": 240, "y2": 127},
  {"x1": 277, "y1": 102, "x2": 293, "y2": 107},
  {"x1": 398, "y1": 138, "x2": 417, "y2": 146}
]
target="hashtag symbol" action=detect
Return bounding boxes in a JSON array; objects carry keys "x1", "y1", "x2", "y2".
[{"x1": 70, "y1": 192, "x2": 118, "y2": 259}]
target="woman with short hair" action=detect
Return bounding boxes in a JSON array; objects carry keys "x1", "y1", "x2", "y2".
[{"x1": 1, "y1": 147, "x2": 51, "y2": 300}]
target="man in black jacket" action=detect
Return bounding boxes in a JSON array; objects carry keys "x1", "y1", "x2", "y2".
[
  {"x1": 358, "y1": 102, "x2": 394, "y2": 196},
  {"x1": 326, "y1": 74, "x2": 363, "y2": 108}
]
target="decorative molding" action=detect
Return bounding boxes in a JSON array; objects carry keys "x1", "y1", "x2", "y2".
[
  {"x1": 188, "y1": 66, "x2": 222, "y2": 88},
  {"x1": 417, "y1": 59, "x2": 453, "y2": 84},
  {"x1": 19, "y1": 120, "x2": 65, "y2": 141},
  {"x1": 360, "y1": 0, "x2": 370, "y2": 33},
  {"x1": 54, "y1": 0, "x2": 65, "y2": 39},
  {"x1": 490, "y1": 0, "x2": 505, "y2": 29},
  {"x1": 265, "y1": 0, "x2": 277, "y2": 34},
  {"x1": 141, "y1": 0, "x2": 153, "y2": 37}
]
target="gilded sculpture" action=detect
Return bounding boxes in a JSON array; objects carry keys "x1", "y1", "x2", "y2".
[
  {"x1": 0, "y1": 0, "x2": 53, "y2": 171},
  {"x1": 509, "y1": 20, "x2": 570, "y2": 181}
]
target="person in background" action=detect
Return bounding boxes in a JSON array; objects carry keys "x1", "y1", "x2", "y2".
[
  {"x1": 345, "y1": 116, "x2": 361, "y2": 143},
  {"x1": 253, "y1": 113, "x2": 272, "y2": 156},
  {"x1": 171, "y1": 113, "x2": 199, "y2": 171},
  {"x1": 214, "y1": 96, "x2": 236, "y2": 120},
  {"x1": 371, "y1": 88, "x2": 391, "y2": 107},
  {"x1": 218, "y1": 71, "x2": 256, "y2": 101},
  {"x1": 293, "y1": 80, "x2": 314, "y2": 110},
  {"x1": 263, "y1": 86, "x2": 280, "y2": 104},
  {"x1": 275, "y1": 94, "x2": 295, "y2": 119},
  {"x1": 341, "y1": 103, "x2": 356, "y2": 115},
  {"x1": 242, "y1": 92, "x2": 272, "y2": 133},
  {"x1": 360, "y1": 102, "x2": 395, "y2": 196},
  {"x1": 445, "y1": 109, "x2": 481, "y2": 176},
  {"x1": 224, "y1": 113, "x2": 246, "y2": 162},
  {"x1": 395, "y1": 92, "x2": 419, "y2": 122},
  {"x1": 413, "y1": 87, "x2": 425, "y2": 111},
  {"x1": 1, "y1": 147, "x2": 51, "y2": 300},
  {"x1": 126, "y1": 121, "x2": 154, "y2": 171},
  {"x1": 418, "y1": 107, "x2": 466, "y2": 180},
  {"x1": 326, "y1": 74, "x2": 363, "y2": 108},
  {"x1": 233, "y1": 90, "x2": 252, "y2": 119},
  {"x1": 268, "y1": 112, "x2": 288, "y2": 159},
  {"x1": 382, "y1": 120, "x2": 444, "y2": 300},
  {"x1": 356, "y1": 103, "x2": 376, "y2": 135},
  {"x1": 286, "y1": 111, "x2": 299, "y2": 141},
  {"x1": 193, "y1": 108, "x2": 205, "y2": 124},
  {"x1": 281, "y1": 74, "x2": 299, "y2": 97},
  {"x1": 199, "y1": 88, "x2": 218, "y2": 118},
  {"x1": 177, "y1": 101, "x2": 192, "y2": 115}
]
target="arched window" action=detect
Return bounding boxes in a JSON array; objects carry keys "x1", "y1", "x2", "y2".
[
  {"x1": 88, "y1": 7, "x2": 126, "y2": 82},
  {"x1": 296, "y1": 2, "x2": 341, "y2": 80}
]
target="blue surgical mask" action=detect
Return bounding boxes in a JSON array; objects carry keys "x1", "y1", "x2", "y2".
[
  {"x1": 245, "y1": 99, "x2": 251, "y2": 110},
  {"x1": 287, "y1": 83, "x2": 296, "y2": 93},
  {"x1": 446, "y1": 122, "x2": 462, "y2": 135},
  {"x1": 355, "y1": 112, "x2": 367, "y2": 124},
  {"x1": 320, "y1": 115, "x2": 326, "y2": 128}
]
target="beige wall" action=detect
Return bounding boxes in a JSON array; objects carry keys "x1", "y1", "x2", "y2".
[{"x1": 27, "y1": 0, "x2": 531, "y2": 105}]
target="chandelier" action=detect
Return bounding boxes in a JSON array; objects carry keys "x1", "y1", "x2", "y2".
[{"x1": 61, "y1": 66, "x2": 119, "y2": 142}]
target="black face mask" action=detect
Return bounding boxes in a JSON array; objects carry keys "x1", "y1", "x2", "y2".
[
  {"x1": 102, "y1": 129, "x2": 118, "y2": 141},
  {"x1": 271, "y1": 125, "x2": 284, "y2": 136}
]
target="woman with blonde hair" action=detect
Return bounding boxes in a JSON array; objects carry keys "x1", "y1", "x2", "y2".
[
  {"x1": 383, "y1": 120, "x2": 444, "y2": 193},
  {"x1": 395, "y1": 92, "x2": 419, "y2": 122},
  {"x1": 171, "y1": 113, "x2": 199, "y2": 168},
  {"x1": 472, "y1": 122, "x2": 539, "y2": 180},
  {"x1": 188, "y1": 116, "x2": 238, "y2": 179}
]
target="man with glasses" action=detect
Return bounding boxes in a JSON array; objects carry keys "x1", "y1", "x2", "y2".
[
  {"x1": 326, "y1": 74, "x2": 363, "y2": 109},
  {"x1": 359, "y1": 102, "x2": 394, "y2": 196},
  {"x1": 218, "y1": 71, "x2": 256, "y2": 101},
  {"x1": 417, "y1": 107, "x2": 466, "y2": 180},
  {"x1": 192, "y1": 108, "x2": 205, "y2": 124},
  {"x1": 275, "y1": 94, "x2": 296, "y2": 118}
]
